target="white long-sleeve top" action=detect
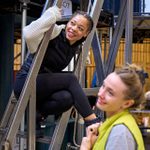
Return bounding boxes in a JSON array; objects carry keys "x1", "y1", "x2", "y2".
[{"x1": 23, "y1": 6, "x2": 65, "y2": 53}]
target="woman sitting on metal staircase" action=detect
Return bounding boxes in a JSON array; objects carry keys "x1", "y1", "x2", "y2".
[{"x1": 14, "y1": 5, "x2": 100, "y2": 127}]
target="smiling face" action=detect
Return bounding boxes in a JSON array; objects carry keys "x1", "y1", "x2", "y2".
[
  {"x1": 96, "y1": 72, "x2": 134, "y2": 118},
  {"x1": 65, "y1": 14, "x2": 90, "y2": 45}
]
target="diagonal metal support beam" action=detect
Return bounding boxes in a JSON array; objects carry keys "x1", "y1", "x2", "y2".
[
  {"x1": 48, "y1": 108, "x2": 73, "y2": 150},
  {"x1": 75, "y1": 0, "x2": 104, "y2": 83},
  {"x1": 106, "y1": 0, "x2": 127, "y2": 75},
  {"x1": 92, "y1": 30, "x2": 105, "y2": 86}
]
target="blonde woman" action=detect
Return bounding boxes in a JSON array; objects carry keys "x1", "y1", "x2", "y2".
[{"x1": 81, "y1": 64, "x2": 145, "y2": 150}]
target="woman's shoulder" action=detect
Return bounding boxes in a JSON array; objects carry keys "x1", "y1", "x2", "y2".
[
  {"x1": 109, "y1": 124, "x2": 137, "y2": 145},
  {"x1": 106, "y1": 124, "x2": 137, "y2": 149},
  {"x1": 111, "y1": 124, "x2": 132, "y2": 135},
  {"x1": 50, "y1": 24, "x2": 66, "y2": 40}
]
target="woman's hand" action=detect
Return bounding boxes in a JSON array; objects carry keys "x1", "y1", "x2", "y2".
[
  {"x1": 52, "y1": 6, "x2": 62, "y2": 21},
  {"x1": 80, "y1": 123, "x2": 101, "y2": 150},
  {"x1": 80, "y1": 136, "x2": 92, "y2": 150},
  {"x1": 86, "y1": 123, "x2": 100, "y2": 146}
]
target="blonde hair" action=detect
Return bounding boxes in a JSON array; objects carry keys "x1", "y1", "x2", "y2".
[{"x1": 115, "y1": 64, "x2": 145, "y2": 108}]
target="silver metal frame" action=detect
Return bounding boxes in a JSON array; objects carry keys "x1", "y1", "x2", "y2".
[
  {"x1": 0, "y1": 0, "x2": 62, "y2": 149},
  {"x1": 0, "y1": 0, "x2": 135, "y2": 149},
  {"x1": 106, "y1": 0, "x2": 127, "y2": 75}
]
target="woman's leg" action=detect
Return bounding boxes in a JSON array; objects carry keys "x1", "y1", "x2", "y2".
[
  {"x1": 36, "y1": 72, "x2": 96, "y2": 119},
  {"x1": 14, "y1": 76, "x2": 26, "y2": 99},
  {"x1": 14, "y1": 72, "x2": 97, "y2": 121},
  {"x1": 40, "y1": 90, "x2": 73, "y2": 117},
  {"x1": 13, "y1": 73, "x2": 73, "y2": 116},
  {"x1": 14, "y1": 72, "x2": 98, "y2": 126}
]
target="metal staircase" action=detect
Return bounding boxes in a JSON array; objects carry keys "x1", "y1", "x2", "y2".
[
  {"x1": 0, "y1": 0, "x2": 134, "y2": 148},
  {"x1": 0, "y1": 0, "x2": 104, "y2": 149}
]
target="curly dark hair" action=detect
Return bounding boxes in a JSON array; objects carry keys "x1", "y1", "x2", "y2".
[{"x1": 70, "y1": 10, "x2": 94, "y2": 32}]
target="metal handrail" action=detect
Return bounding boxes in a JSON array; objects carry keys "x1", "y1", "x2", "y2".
[{"x1": 0, "y1": 0, "x2": 62, "y2": 149}]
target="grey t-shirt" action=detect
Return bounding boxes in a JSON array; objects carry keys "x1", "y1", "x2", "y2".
[{"x1": 106, "y1": 124, "x2": 137, "y2": 150}]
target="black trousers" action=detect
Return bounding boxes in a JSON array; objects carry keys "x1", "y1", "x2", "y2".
[{"x1": 14, "y1": 72, "x2": 93, "y2": 118}]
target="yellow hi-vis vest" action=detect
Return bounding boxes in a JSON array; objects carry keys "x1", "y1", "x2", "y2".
[{"x1": 93, "y1": 110, "x2": 145, "y2": 150}]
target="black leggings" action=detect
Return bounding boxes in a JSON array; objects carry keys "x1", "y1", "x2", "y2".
[{"x1": 14, "y1": 72, "x2": 93, "y2": 118}]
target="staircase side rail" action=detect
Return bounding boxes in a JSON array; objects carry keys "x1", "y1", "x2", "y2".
[{"x1": 0, "y1": 0, "x2": 62, "y2": 149}]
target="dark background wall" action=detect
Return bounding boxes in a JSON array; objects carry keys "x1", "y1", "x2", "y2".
[
  {"x1": 102, "y1": 0, "x2": 141, "y2": 15},
  {"x1": 0, "y1": 14, "x2": 14, "y2": 120}
]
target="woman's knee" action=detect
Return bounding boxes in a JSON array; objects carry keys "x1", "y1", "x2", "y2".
[{"x1": 51, "y1": 90, "x2": 73, "y2": 106}]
